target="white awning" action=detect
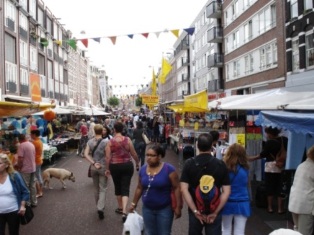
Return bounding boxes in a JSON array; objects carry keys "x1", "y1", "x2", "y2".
[{"x1": 208, "y1": 88, "x2": 314, "y2": 110}]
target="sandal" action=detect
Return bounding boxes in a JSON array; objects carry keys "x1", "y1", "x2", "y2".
[
  {"x1": 122, "y1": 213, "x2": 127, "y2": 223},
  {"x1": 115, "y1": 208, "x2": 123, "y2": 214}
]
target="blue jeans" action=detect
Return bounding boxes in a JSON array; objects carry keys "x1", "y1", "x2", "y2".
[
  {"x1": 134, "y1": 141, "x2": 146, "y2": 166},
  {"x1": 142, "y1": 205, "x2": 174, "y2": 235},
  {"x1": 188, "y1": 210, "x2": 222, "y2": 235}
]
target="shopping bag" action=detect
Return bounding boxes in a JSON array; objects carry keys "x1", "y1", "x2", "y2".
[
  {"x1": 122, "y1": 211, "x2": 144, "y2": 235},
  {"x1": 142, "y1": 133, "x2": 151, "y2": 145}
]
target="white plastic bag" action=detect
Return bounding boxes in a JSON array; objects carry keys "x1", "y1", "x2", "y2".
[{"x1": 122, "y1": 211, "x2": 144, "y2": 235}]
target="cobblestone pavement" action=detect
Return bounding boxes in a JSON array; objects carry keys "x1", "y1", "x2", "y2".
[{"x1": 19, "y1": 147, "x2": 291, "y2": 235}]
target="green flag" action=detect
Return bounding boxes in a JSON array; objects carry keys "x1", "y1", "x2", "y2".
[
  {"x1": 40, "y1": 38, "x2": 49, "y2": 47},
  {"x1": 66, "y1": 39, "x2": 77, "y2": 50}
]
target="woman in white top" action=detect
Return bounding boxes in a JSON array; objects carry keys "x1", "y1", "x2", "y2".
[
  {"x1": 288, "y1": 144, "x2": 314, "y2": 235},
  {"x1": 0, "y1": 153, "x2": 30, "y2": 235}
]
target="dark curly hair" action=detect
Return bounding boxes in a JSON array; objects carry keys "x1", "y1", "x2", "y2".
[{"x1": 147, "y1": 145, "x2": 165, "y2": 158}]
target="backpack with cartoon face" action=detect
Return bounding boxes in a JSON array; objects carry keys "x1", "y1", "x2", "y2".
[{"x1": 193, "y1": 158, "x2": 221, "y2": 215}]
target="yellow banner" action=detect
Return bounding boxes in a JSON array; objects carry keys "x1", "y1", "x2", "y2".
[
  {"x1": 236, "y1": 134, "x2": 246, "y2": 147},
  {"x1": 142, "y1": 95, "x2": 159, "y2": 105},
  {"x1": 184, "y1": 89, "x2": 208, "y2": 110},
  {"x1": 30, "y1": 73, "x2": 42, "y2": 102}
]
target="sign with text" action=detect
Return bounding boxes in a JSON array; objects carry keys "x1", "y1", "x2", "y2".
[
  {"x1": 142, "y1": 95, "x2": 159, "y2": 105},
  {"x1": 30, "y1": 73, "x2": 42, "y2": 102}
]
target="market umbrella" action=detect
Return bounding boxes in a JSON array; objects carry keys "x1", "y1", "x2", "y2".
[{"x1": 32, "y1": 106, "x2": 72, "y2": 116}]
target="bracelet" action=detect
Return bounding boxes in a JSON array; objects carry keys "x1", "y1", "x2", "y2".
[{"x1": 193, "y1": 209, "x2": 198, "y2": 214}]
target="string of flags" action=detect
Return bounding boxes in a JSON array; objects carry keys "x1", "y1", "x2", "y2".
[{"x1": 36, "y1": 27, "x2": 195, "y2": 49}]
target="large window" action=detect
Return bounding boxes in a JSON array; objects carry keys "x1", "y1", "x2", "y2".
[
  {"x1": 30, "y1": 46, "x2": 38, "y2": 71},
  {"x1": 5, "y1": 34, "x2": 16, "y2": 63},
  {"x1": 20, "y1": 40, "x2": 28, "y2": 66},
  {"x1": 244, "y1": 20, "x2": 252, "y2": 42},
  {"x1": 306, "y1": 33, "x2": 314, "y2": 67},
  {"x1": 38, "y1": 8, "x2": 44, "y2": 28},
  {"x1": 233, "y1": 30, "x2": 239, "y2": 49},
  {"x1": 19, "y1": 12, "x2": 28, "y2": 30},
  {"x1": 47, "y1": 18, "x2": 52, "y2": 35},
  {"x1": 20, "y1": 68, "x2": 29, "y2": 85},
  {"x1": 291, "y1": 0, "x2": 298, "y2": 18},
  {"x1": 292, "y1": 38, "x2": 299, "y2": 71},
  {"x1": 29, "y1": 0, "x2": 36, "y2": 18},
  {"x1": 48, "y1": 60, "x2": 53, "y2": 79},
  {"x1": 233, "y1": 60, "x2": 240, "y2": 77}
]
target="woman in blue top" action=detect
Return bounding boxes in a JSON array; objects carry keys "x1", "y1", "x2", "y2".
[
  {"x1": 129, "y1": 145, "x2": 181, "y2": 235},
  {"x1": 0, "y1": 153, "x2": 30, "y2": 235},
  {"x1": 221, "y1": 143, "x2": 251, "y2": 235}
]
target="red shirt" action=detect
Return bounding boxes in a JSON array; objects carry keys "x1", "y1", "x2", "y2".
[{"x1": 80, "y1": 124, "x2": 88, "y2": 136}]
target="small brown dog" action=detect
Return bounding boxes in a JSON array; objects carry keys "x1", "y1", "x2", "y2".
[{"x1": 42, "y1": 168, "x2": 75, "y2": 189}]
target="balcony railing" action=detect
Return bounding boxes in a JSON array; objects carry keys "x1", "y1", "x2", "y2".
[
  {"x1": 207, "y1": 27, "x2": 223, "y2": 43},
  {"x1": 19, "y1": 27, "x2": 28, "y2": 40},
  {"x1": 41, "y1": 89, "x2": 46, "y2": 97},
  {"x1": 20, "y1": 84, "x2": 29, "y2": 95},
  {"x1": 208, "y1": 53, "x2": 224, "y2": 68},
  {"x1": 206, "y1": 1, "x2": 222, "y2": 18},
  {"x1": 6, "y1": 18, "x2": 15, "y2": 31}
]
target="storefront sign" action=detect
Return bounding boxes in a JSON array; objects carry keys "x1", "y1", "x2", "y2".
[
  {"x1": 30, "y1": 73, "x2": 42, "y2": 102},
  {"x1": 142, "y1": 95, "x2": 159, "y2": 104}
]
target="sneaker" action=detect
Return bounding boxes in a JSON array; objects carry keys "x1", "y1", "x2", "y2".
[
  {"x1": 76, "y1": 150, "x2": 79, "y2": 155},
  {"x1": 98, "y1": 210, "x2": 104, "y2": 220}
]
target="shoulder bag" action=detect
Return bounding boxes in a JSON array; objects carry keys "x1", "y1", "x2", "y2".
[
  {"x1": 142, "y1": 131, "x2": 151, "y2": 145},
  {"x1": 20, "y1": 203, "x2": 34, "y2": 225},
  {"x1": 88, "y1": 138, "x2": 103, "y2": 177}
]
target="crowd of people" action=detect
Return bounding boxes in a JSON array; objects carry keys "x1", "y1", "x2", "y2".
[{"x1": 1, "y1": 111, "x2": 313, "y2": 235}]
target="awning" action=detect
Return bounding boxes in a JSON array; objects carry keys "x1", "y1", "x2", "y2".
[
  {"x1": 167, "y1": 104, "x2": 209, "y2": 113},
  {"x1": 0, "y1": 101, "x2": 56, "y2": 117},
  {"x1": 32, "y1": 106, "x2": 72, "y2": 116},
  {"x1": 255, "y1": 111, "x2": 314, "y2": 135},
  {"x1": 208, "y1": 88, "x2": 314, "y2": 110}
]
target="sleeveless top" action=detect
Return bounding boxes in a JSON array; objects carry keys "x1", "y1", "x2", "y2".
[{"x1": 109, "y1": 136, "x2": 132, "y2": 164}]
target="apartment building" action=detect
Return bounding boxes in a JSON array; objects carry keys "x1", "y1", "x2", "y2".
[
  {"x1": 221, "y1": 0, "x2": 286, "y2": 94},
  {"x1": 285, "y1": 0, "x2": 314, "y2": 91}
]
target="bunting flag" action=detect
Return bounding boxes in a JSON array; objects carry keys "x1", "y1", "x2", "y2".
[
  {"x1": 55, "y1": 40, "x2": 62, "y2": 46},
  {"x1": 158, "y1": 58, "x2": 172, "y2": 84},
  {"x1": 66, "y1": 39, "x2": 77, "y2": 50},
  {"x1": 40, "y1": 38, "x2": 49, "y2": 47},
  {"x1": 80, "y1": 39, "x2": 88, "y2": 48},
  {"x1": 184, "y1": 27, "x2": 195, "y2": 35},
  {"x1": 151, "y1": 69, "x2": 157, "y2": 96},
  {"x1": 155, "y1": 32, "x2": 161, "y2": 38},
  {"x1": 127, "y1": 34, "x2": 134, "y2": 39},
  {"x1": 109, "y1": 36, "x2": 117, "y2": 45},
  {"x1": 92, "y1": 37, "x2": 101, "y2": 43},
  {"x1": 171, "y1": 29, "x2": 179, "y2": 38},
  {"x1": 142, "y1": 33, "x2": 149, "y2": 38}
]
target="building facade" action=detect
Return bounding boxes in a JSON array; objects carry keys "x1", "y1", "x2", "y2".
[{"x1": 285, "y1": 0, "x2": 314, "y2": 91}]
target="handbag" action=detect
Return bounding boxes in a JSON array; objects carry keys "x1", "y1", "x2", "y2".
[
  {"x1": 142, "y1": 132, "x2": 151, "y2": 145},
  {"x1": 122, "y1": 211, "x2": 144, "y2": 235},
  {"x1": 265, "y1": 161, "x2": 282, "y2": 173},
  {"x1": 171, "y1": 189, "x2": 183, "y2": 211},
  {"x1": 274, "y1": 137, "x2": 287, "y2": 169},
  {"x1": 20, "y1": 204, "x2": 34, "y2": 225},
  {"x1": 88, "y1": 138, "x2": 102, "y2": 178}
]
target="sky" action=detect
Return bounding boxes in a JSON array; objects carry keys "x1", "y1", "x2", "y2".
[{"x1": 43, "y1": 0, "x2": 208, "y2": 94}]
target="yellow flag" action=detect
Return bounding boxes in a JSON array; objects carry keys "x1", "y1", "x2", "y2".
[
  {"x1": 151, "y1": 69, "x2": 157, "y2": 96},
  {"x1": 171, "y1": 29, "x2": 179, "y2": 38},
  {"x1": 158, "y1": 58, "x2": 172, "y2": 84}
]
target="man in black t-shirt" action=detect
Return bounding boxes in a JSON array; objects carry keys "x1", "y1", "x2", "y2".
[{"x1": 180, "y1": 133, "x2": 231, "y2": 235}]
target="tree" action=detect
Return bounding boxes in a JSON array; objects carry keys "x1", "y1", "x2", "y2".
[
  {"x1": 108, "y1": 96, "x2": 119, "y2": 107},
  {"x1": 135, "y1": 97, "x2": 142, "y2": 107}
]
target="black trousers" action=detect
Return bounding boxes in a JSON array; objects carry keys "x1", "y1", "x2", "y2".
[
  {"x1": 0, "y1": 210, "x2": 20, "y2": 235},
  {"x1": 109, "y1": 162, "x2": 134, "y2": 196}
]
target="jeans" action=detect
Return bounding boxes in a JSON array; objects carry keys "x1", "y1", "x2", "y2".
[
  {"x1": 222, "y1": 215, "x2": 247, "y2": 235},
  {"x1": 188, "y1": 210, "x2": 222, "y2": 235},
  {"x1": 0, "y1": 210, "x2": 20, "y2": 235},
  {"x1": 21, "y1": 172, "x2": 37, "y2": 206},
  {"x1": 134, "y1": 142, "x2": 146, "y2": 166},
  {"x1": 91, "y1": 165, "x2": 108, "y2": 212},
  {"x1": 142, "y1": 205, "x2": 174, "y2": 235},
  {"x1": 35, "y1": 165, "x2": 43, "y2": 185}
]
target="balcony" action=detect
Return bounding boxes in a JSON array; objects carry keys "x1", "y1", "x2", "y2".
[
  {"x1": 208, "y1": 79, "x2": 222, "y2": 92},
  {"x1": 207, "y1": 27, "x2": 223, "y2": 43},
  {"x1": 206, "y1": 1, "x2": 222, "y2": 18},
  {"x1": 19, "y1": 27, "x2": 28, "y2": 40},
  {"x1": 181, "y1": 74, "x2": 189, "y2": 82},
  {"x1": 6, "y1": 82, "x2": 17, "y2": 93},
  {"x1": 181, "y1": 57, "x2": 189, "y2": 66},
  {"x1": 6, "y1": 18, "x2": 15, "y2": 31},
  {"x1": 208, "y1": 53, "x2": 223, "y2": 68}
]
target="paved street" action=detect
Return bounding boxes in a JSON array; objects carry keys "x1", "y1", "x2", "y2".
[{"x1": 19, "y1": 147, "x2": 291, "y2": 235}]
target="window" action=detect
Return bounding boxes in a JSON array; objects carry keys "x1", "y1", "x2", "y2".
[
  {"x1": 20, "y1": 40, "x2": 28, "y2": 66},
  {"x1": 30, "y1": 46, "x2": 38, "y2": 71},
  {"x1": 38, "y1": 54, "x2": 45, "y2": 75},
  {"x1": 292, "y1": 38, "x2": 299, "y2": 71},
  {"x1": 5, "y1": 34, "x2": 16, "y2": 63},
  {"x1": 47, "y1": 18, "x2": 52, "y2": 35},
  {"x1": 40, "y1": 75, "x2": 47, "y2": 96},
  {"x1": 5, "y1": 0, "x2": 16, "y2": 32},
  {"x1": 19, "y1": 12, "x2": 28, "y2": 30},
  {"x1": 233, "y1": 30, "x2": 239, "y2": 49},
  {"x1": 271, "y1": 4, "x2": 276, "y2": 27},
  {"x1": 244, "y1": 20, "x2": 252, "y2": 42},
  {"x1": 259, "y1": 11, "x2": 265, "y2": 34},
  {"x1": 20, "y1": 68, "x2": 29, "y2": 85},
  {"x1": 29, "y1": 0, "x2": 36, "y2": 18},
  {"x1": 305, "y1": 33, "x2": 314, "y2": 67},
  {"x1": 304, "y1": 0, "x2": 313, "y2": 10},
  {"x1": 226, "y1": 64, "x2": 230, "y2": 80},
  {"x1": 260, "y1": 48, "x2": 266, "y2": 69},
  {"x1": 48, "y1": 60, "x2": 53, "y2": 79},
  {"x1": 245, "y1": 56, "x2": 249, "y2": 74},
  {"x1": 233, "y1": 60, "x2": 240, "y2": 77},
  {"x1": 38, "y1": 8, "x2": 44, "y2": 27},
  {"x1": 54, "y1": 61, "x2": 59, "y2": 80},
  {"x1": 272, "y1": 42, "x2": 278, "y2": 64},
  {"x1": 250, "y1": 54, "x2": 254, "y2": 72},
  {"x1": 232, "y1": 0, "x2": 239, "y2": 19},
  {"x1": 291, "y1": 0, "x2": 298, "y2": 18},
  {"x1": 19, "y1": 0, "x2": 27, "y2": 10}
]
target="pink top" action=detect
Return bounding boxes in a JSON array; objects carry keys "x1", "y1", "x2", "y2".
[
  {"x1": 17, "y1": 141, "x2": 36, "y2": 173},
  {"x1": 109, "y1": 136, "x2": 132, "y2": 164}
]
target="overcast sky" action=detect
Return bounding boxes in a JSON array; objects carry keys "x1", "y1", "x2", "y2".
[{"x1": 43, "y1": 0, "x2": 208, "y2": 94}]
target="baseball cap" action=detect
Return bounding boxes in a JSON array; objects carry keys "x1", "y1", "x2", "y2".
[{"x1": 199, "y1": 175, "x2": 215, "y2": 194}]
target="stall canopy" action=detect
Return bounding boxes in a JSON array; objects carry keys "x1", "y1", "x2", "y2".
[
  {"x1": 32, "y1": 106, "x2": 72, "y2": 116},
  {"x1": 208, "y1": 88, "x2": 314, "y2": 110},
  {"x1": 255, "y1": 111, "x2": 314, "y2": 170},
  {"x1": 0, "y1": 101, "x2": 56, "y2": 117},
  {"x1": 168, "y1": 89, "x2": 210, "y2": 113},
  {"x1": 81, "y1": 107, "x2": 111, "y2": 116}
]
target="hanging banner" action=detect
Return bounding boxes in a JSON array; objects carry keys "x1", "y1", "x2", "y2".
[
  {"x1": 30, "y1": 73, "x2": 42, "y2": 102},
  {"x1": 98, "y1": 78, "x2": 107, "y2": 105},
  {"x1": 184, "y1": 89, "x2": 208, "y2": 111},
  {"x1": 142, "y1": 95, "x2": 159, "y2": 105}
]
